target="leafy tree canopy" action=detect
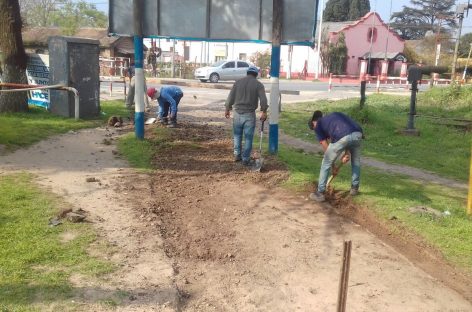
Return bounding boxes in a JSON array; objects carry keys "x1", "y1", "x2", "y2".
[
  {"x1": 459, "y1": 33, "x2": 472, "y2": 58},
  {"x1": 390, "y1": 0, "x2": 456, "y2": 40},
  {"x1": 20, "y1": 0, "x2": 107, "y2": 35},
  {"x1": 324, "y1": 0, "x2": 370, "y2": 22}
]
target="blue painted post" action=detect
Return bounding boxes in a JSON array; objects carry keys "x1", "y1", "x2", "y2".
[
  {"x1": 268, "y1": 0, "x2": 282, "y2": 154},
  {"x1": 268, "y1": 46, "x2": 280, "y2": 154},
  {"x1": 133, "y1": 0, "x2": 144, "y2": 139},
  {"x1": 134, "y1": 36, "x2": 145, "y2": 139}
]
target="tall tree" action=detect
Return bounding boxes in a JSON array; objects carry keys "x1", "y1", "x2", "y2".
[
  {"x1": 20, "y1": 0, "x2": 58, "y2": 27},
  {"x1": 0, "y1": 0, "x2": 28, "y2": 113},
  {"x1": 319, "y1": 29, "x2": 348, "y2": 75},
  {"x1": 324, "y1": 0, "x2": 370, "y2": 22},
  {"x1": 329, "y1": 33, "x2": 348, "y2": 74},
  {"x1": 51, "y1": 1, "x2": 107, "y2": 35},
  {"x1": 20, "y1": 0, "x2": 107, "y2": 34},
  {"x1": 390, "y1": 0, "x2": 456, "y2": 40},
  {"x1": 348, "y1": 0, "x2": 371, "y2": 21},
  {"x1": 459, "y1": 33, "x2": 472, "y2": 58},
  {"x1": 324, "y1": 0, "x2": 349, "y2": 22}
]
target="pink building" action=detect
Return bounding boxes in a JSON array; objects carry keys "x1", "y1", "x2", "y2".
[{"x1": 329, "y1": 12, "x2": 405, "y2": 76}]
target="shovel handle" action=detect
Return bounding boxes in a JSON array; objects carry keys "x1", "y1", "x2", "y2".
[{"x1": 261, "y1": 119, "x2": 265, "y2": 132}]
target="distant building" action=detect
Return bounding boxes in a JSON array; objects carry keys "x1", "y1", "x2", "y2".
[
  {"x1": 22, "y1": 27, "x2": 147, "y2": 60},
  {"x1": 327, "y1": 12, "x2": 406, "y2": 76},
  {"x1": 20, "y1": 13, "x2": 406, "y2": 81}
]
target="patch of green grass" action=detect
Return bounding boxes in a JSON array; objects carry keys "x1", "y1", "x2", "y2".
[
  {"x1": 280, "y1": 91, "x2": 471, "y2": 181},
  {"x1": 0, "y1": 174, "x2": 114, "y2": 310},
  {"x1": 278, "y1": 145, "x2": 472, "y2": 271},
  {"x1": 420, "y1": 84, "x2": 472, "y2": 119},
  {"x1": 100, "y1": 100, "x2": 130, "y2": 120},
  {"x1": 117, "y1": 133, "x2": 155, "y2": 171},
  {"x1": 0, "y1": 100, "x2": 129, "y2": 151}
]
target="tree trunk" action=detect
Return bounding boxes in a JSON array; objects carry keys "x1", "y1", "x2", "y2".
[{"x1": 0, "y1": 0, "x2": 28, "y2": 113}]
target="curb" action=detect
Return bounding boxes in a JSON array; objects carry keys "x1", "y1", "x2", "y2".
[{"x1": 147, "y1": 78, "x2": 301, "y2": 95}]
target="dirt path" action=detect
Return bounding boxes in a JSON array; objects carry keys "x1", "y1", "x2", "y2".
[
  {"x1": 125, "y1": 120, "x2": 472, "y2": 311},
  {"x1": 0, "y1": 90, "x2": 471, "y2": 310},
  {"x1": 0, "y1": 127, "x2": 179, "y2": 311}
]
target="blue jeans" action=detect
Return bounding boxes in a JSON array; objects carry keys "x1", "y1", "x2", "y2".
[
  {"x1": 158, "y1": 94, "x2": 183, "y2": 122},
  {"x1": 233, "y1": 112, "x2": 256, "y2": 161},
  {"x1": 318, "y1": 131, "x2": 362, "y2": 193}
]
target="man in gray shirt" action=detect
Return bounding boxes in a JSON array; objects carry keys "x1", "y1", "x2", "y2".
[{"x1": 225, "y1": 66, "x2": 268, "y2": 166}]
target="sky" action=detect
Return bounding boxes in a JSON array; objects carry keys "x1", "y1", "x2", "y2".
[{"x1": 87, "y1": 0, "x2": 472, "y2": 35}]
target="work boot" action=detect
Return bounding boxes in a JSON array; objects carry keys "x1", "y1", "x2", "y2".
[
  {"x1": 242, "y1": 159, "x2": 254, "y2": 166},
  {"x1": 234, "y1": 155, "x2": 242, "y2": 162},
  {"x1": 167, "y1": 122, "x2": 177, "y2": 128},
  {"x1": 350, "y1": 187, "x2": 359, "y2": 196},
  {"x1": 160, "y1": 118, "x2": 168, "y2": 125},
  {"x1": 309, "y1": 191, "x2": 325, "y2": 202}
]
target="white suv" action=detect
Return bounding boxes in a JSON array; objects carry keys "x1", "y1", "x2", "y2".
[{"x1": 194, "y1": 60, "x2": 252, "y2": 83}]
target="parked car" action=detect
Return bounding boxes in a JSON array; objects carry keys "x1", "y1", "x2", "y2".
[{"x1": 194, "y1": 60, "x2": 253, "y2": 83}]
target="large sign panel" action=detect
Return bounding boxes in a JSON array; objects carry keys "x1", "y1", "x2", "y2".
[
  {"x1": 109, "y1": 0, "x2": 319, "y2": 45},
  {"x1": 26, "y1": 54, "x2": 50, "y2": 108}
]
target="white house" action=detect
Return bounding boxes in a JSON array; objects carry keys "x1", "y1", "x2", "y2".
[{"x1": 144, "y1": 38, "x2": 320, "y2": 79}]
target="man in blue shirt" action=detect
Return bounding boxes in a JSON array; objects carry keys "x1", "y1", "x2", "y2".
[
  {"x1": 309, "y1": 110, "x2": 363, "y2": 202},
  {"x1": 147, "y1": 86, "x2": 184, "y2": 128}
]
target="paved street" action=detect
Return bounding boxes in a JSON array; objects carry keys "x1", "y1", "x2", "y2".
[{"x1": 100, "y1": 77, "x2": 418, "y2": 106}]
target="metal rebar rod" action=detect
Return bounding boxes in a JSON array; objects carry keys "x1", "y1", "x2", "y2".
[{"x1": 337, "y1": 240, "x2": 352, "y2": 312}]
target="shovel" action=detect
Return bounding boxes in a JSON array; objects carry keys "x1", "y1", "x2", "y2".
[
  {"x1": 327, "y1": 151, "x2": 347, "y2": 187},
  {"x1": 251, "y1": 120, "x2": 265, "y2": 172}
]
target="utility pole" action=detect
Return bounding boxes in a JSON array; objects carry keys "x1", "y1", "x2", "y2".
[
  {"x1": 462, "y1": 43, "x2": 472, "y2": 81},
  {"x1": 287, "y1": 45, "x2": 293, "y2": 79},
  {"x1": 171, "y1": 39, "x2": 176, "y2": 78},
  {"x1": 451, "y1": 2, "x2": 471, "y2": 82},
  {"x1": 315, "y1": 0, "x2": 324, "y2": 80},
  {"x1": 268, "y1": 0, "x2": 282, "y2": 154},
  {"x1": 133, "y1": 0, "x2": 144, "y2": 139},
  {"x1": 434, "y1": 16, "x2": 446, "y2": 66}
]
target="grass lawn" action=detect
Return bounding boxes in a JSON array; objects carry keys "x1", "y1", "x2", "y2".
[
  {"x1": 277, "y1": 145, "x2": 472, "y2": 272},
  {"x1": 0, "y1": 101, "x2": 130, "y2": 309},
  {"x1": 280, "y1": 86, "x2": 472, "y2": 181},
  {"x1": 0, "y1": 174, "x2": 114, "y2": 310},
  {"x1": 0, "y1": 100, "x2": 129, "y2": 152}
]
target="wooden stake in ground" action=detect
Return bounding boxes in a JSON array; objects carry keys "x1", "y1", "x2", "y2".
[{"x1": 337, "y1": 240, "x2": 352, "y2": 312}]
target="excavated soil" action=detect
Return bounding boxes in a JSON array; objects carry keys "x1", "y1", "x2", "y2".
[{"x1": 120, "y1": 121, "x2": 472, "y2": 311}]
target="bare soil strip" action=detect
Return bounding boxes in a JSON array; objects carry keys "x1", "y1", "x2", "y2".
[{"x1": 122, "y1": 122, "x2": 472, "y2": 311}]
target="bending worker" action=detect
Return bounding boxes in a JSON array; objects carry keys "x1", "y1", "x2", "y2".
[
  {"x1": 147, "y1": 86, "x2": 184, "y2": 128},
  {"x1": 308, "y1": 110, "x2": 363, "y2": 202}
]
